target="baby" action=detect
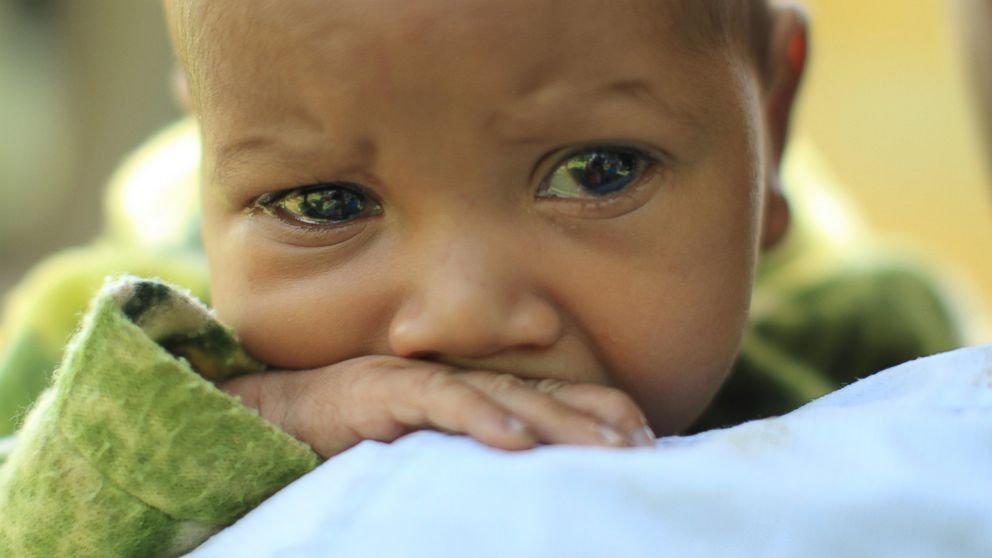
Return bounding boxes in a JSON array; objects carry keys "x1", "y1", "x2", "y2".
[
  {"x1": 162, "y1": 0, "x2": 805, "y2": 459},
  {"x1": 0, "y1": 0, "x2": 811, "y2": 555}
]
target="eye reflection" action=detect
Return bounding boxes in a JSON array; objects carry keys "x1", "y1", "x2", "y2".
[
  {"x1": 261, "y1": 183, "x2": 383, "y2": 225},
  {"x1": 540, "y1": 147, "x2": 650, "y2": 199}
]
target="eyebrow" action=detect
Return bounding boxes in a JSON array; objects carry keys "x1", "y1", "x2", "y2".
[
  {"x1": 211, "y1": 134, "x2": 274, "y2": 185},
  {"x1": 603, "y1": 78, "x2": 702, "y2": 127},
  {"x1": 486, "y1": 78, "x2": 703, "y2": 145},
  {"x1": 211, "y1": 132, "x2": 377, "y2": 188}
]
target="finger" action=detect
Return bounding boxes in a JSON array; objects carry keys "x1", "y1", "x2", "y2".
[
  {"x1": 222, "y1": 360, "x2": 538, "y2": 458},
  {"x1": 379, "y1": 366, "x2": 539, "y2": 451},
  {"x1": 532, "y1": 381, "x2": 655, "y2": 447},
  {"x1": 457, "y1": 372, "x2": 632, "y2": 448}
]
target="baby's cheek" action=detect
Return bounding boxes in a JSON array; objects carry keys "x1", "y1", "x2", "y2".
[
  {"x1": 608, "y1": 315, "x2": 743, "y2": 434},
  {"x1": 229, "y1": 274, "x2": 392, "y2": 369},
  {"x1": 209, "y1": 250, "x2": 394, "y2": 370},
  {"x1": 597, "y1": 265, "x2": 751, "y2": 433}
]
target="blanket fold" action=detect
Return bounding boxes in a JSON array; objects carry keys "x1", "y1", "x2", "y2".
[{"x1": 0, "y1": 276, "x2": 318, "y2": 557}]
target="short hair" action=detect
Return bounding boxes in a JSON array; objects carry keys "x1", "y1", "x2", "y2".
[{"x1": 674, "y1": 0, "x2": 775, "y2": 80}]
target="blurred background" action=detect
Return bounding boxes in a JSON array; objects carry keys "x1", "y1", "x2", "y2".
[
  {"x1": 0, "y1": 0, "x2": 179, "y2": 289},
  {"x1": 0, "y1": 0, "x2": 990, "y2": 341}
]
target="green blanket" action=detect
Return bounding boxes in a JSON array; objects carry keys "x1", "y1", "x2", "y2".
[{"x1": 0, "y1": 277, "x2": 317, "y2": 557}]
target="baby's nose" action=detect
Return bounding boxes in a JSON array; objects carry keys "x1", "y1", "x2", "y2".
[{"x1": 388, "y1": 246, "x2": 562, "y2": 360}]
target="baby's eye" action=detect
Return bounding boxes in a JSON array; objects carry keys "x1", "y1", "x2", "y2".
[
  {"x1": 259, "y1": 183, "x2": 383, "y2": 225},
  {"x1": 538, "y1": 147, "x2": 653, "y2": 199}
]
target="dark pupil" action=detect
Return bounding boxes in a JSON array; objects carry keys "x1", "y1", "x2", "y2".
[
  {"x1": 301, "y1": 188, "x2": 366, "y2": 221},
  {"x1": 568, "y1": 150, "x2": 637, "y2": 195}
]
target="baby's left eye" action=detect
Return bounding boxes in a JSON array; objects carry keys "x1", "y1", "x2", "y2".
[
  {"x1": 538, "y1": 147, "x2": 653, "y2": 199},
  {"x1": 258, "y1": 183, "x2": 383, "y2": 226}
]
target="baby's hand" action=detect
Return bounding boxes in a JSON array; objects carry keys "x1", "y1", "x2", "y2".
[{"x1": 220, "y1": 356, "x2": 655, "y2": 459}]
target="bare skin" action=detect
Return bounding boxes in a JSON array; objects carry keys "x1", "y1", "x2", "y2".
[{"x1": 164, "y1": 0, "x2": 806, "y2": 459}]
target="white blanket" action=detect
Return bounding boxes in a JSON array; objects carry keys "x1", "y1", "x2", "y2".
[{"x1": 191, "y1": 345, "x2": 992, "y2": 558}]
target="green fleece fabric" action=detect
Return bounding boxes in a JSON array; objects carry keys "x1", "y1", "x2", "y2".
[
  {"x1": 0, "y1": 246, "x2": 211, "y2": 438},
  {"x1": 0, "y1": 277, "x2": 318, "y2": 557}
]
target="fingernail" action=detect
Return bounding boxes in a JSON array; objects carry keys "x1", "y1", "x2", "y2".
[
  {"x1": 597, "y1": 425, "x2": 625, "y2": 447},
  {"x1": 631, "y1": 426, "x2": 656, "y2": 448},
  {"x1": 504, "y1": 416, "x2": 529, "y2": 435}
]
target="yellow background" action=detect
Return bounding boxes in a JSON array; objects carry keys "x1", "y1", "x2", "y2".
[{"x1": 792, "y1": 0, "x2": 992, "y2": 341}]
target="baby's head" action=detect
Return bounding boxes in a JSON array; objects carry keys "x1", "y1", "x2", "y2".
[{"x1": 164, "y1": 0, "x2": 806, "y2": 435}]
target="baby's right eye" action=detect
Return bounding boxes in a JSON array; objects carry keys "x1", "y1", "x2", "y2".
[
  {"x1": 256, "y1": 183, "x2": 383, "y2": 226},
  {"x1": 537, "y1": 146, "x2": 656, "y2": 201}
]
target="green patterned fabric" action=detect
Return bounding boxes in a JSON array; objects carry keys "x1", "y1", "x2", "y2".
[
  {"x1": 0, "y1": 245, "x2": 210, "y2": 438},
  {"x1": 0, "y1": 277, "x2": 318, "y2": 557}
]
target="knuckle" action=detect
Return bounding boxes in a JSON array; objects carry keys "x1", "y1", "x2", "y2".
[
  {"x1": 487, "y1": 373, "x2": 526, "y2": 395},
  {"x1": 350, "y1": 413, "x2": 410, "y2": 442},
  {"x1": 531, "y1": 378, "x2": 570, "y2": 395},
  {"x1": 410, "y1": 367, "x2": 456, "y2": 397}
]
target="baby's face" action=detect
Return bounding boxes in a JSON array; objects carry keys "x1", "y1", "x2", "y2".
[{"x1": 189, "y1": 0, "x2": 779, "y2": 434}]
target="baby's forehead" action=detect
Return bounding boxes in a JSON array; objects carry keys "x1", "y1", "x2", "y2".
[
  {"x1": 167, "y1": 0, "x2": 762, "y2": 60},
  {"x1": 166, "y1": 0, "x2": 768, "y2": 135}
]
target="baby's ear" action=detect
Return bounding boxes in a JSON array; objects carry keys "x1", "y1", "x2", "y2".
[{"x1": 760, "y1": 3, "x2": 808, "y2": 250}]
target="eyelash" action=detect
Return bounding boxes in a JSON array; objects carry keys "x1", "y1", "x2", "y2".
[
  {"x1": 252, "y1": 144, "x2": 661, "y2": 229},
  {"x1": 252, "y1": 183, "x2": 384, "y2": 229},
  {"x1": 536, "y1": 145, "x2": 658, "y2": 201}
]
